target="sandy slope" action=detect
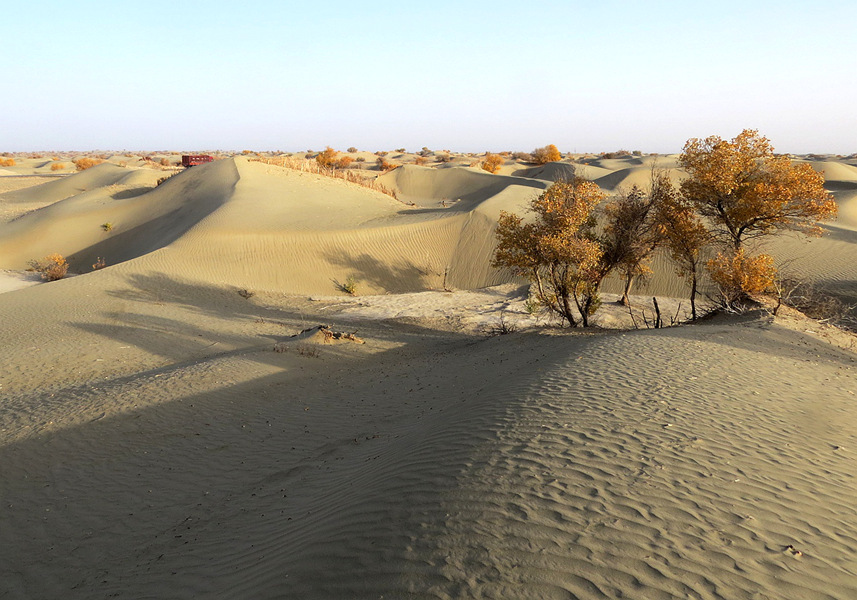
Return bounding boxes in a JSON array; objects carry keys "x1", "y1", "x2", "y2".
[{"x1": 2, "y1": 154, "x2": 857, "y2": 599}]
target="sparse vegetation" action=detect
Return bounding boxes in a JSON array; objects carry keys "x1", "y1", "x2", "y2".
[
  {"x1": 414, "y1": 156, "x2": 428, "y2": 166},
  {"x1": 92, "y1": 257, "x2": 107, "y2": 270},
  {"x1": 51, "y1": 163, "x2": 66, "y2": 171},
  {"x1": 481, "y1": 153, "x2": 504, "y2": 174},
  {"x1": 347, "y1": 147, "x2": 358, "y2": 153},
  {"x1": 252, "y1": 156, "x2": 399, "y2": 201},
  {"x1": 316, "y1": 146, "x2": 338, "y2": 168},
  {"x1": 376, "y1": 157, "x2": 397, "y2": 172},
  {"x1": 73, "y1": 157, "x2": 104, "y2": 171},
  {"x1": 531, "y1": 144, "x2": 561, "y2": 165},
  {"x1": 101, "y1": 222, "x2": 113, "y2": 232},
  {"x1": 29, "y1": 253, "x2": 68, "y2": 281},
  {"x1": 337, "y1": 275, "x2": 358, "y2": 295},
  {"x1": 0, "y1": 158, "x2": 15, "y2": 167}
]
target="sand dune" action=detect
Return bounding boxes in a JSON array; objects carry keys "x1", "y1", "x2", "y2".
[{"x1": 1, "y1": 152, "x2": 857, "y2": 599}]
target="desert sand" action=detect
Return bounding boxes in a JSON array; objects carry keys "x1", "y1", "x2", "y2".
[{"x1": 1, "y1": 151, "x2": 857, "y2": 599}]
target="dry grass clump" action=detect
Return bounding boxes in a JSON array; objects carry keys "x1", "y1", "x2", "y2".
[
  {"x1": 92, "y1": 257, "x2": 107, "y2": 271},
  {"x1": 28, "y1": 253, "x2": 69, "y2": 281},
  {"x1": 252, "y1": 157, "x2": 399, "y2": 201},
  {"x1": 73, "y1": 157, "x2": 104, "y2": 171},
  {"x1": 481, "y1": 153, "x2": 504, "y2": 174},
  {"x1": 0, "y1": 158, "x2": 15, "y2": 167},
  {"x1": 51, "y1": 162, "x2": 66, "y2": 171},
  {"x1": 414, "y1": 156, "x2": 428, "y2": 166}
]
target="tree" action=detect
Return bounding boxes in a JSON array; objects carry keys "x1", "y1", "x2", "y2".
[
  {"x1": 653, "y1": 173, "x2": 709, "y2": 319},
  {"x1": 531, "y1": 144, "x2": 562, "y2": 165},
  {"x1": 493, "y1": 178, "x2": 606, "y2": 327},
  {"x1": 679, "y1": 129, "x2": 837, "y2": 251},
  {"x1": 680, "y1": 129, "x2": 837, "y2": 306},
  {"x1": 316, "y1": 146, "x2": 338, "y2": 168},
  {"x1": 600, "y1": 177, "x2": 665, "y2": 306}
]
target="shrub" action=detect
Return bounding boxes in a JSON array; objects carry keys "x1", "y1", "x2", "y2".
[
  {"x1": 377, "y1": 157, "x2": 397, "y2": 171},
  {"x1": 414, "y1": 156, "x2": 428, "y2": 166},
  {"x1": 335, "y1": 156, "x2": 353, "y2": 169},
  {"x1": 92, "y1": 257, "x2": 107, "y2": 270},
  {"x1": 707, "y1": 248, "x2": 776, "y2": 308},
  {"x1": 511, "y1": 152, "x2": 533, "y2": 162},
  {"x1": 29, "y1": 253, "x2": 69, "y2": 281},
  {"x1": 0, "y1": 158, "x2": 15, "y2": 167},
  {"x1": 481, "y1": 153, "x2": 504, "y2": 174},
  {"x1": 436, "y1": 153, "x2": 451, "y2": 163},
  {"x1": 347, "y1": 147, "x2": 358, "y2": 153},
  {"x1": 51, "y1": 162, "x2": 66, "y2": 171},
  {"x1": 101, "y1": 222, "x2": 113, "y2": 232},
  {"x1": 337, "y1": 275, "x2": 357, "y2": 295},
  {"x1": 355, "y1": 156, "x2": 366, "y2": 162},
  {"x1": 316, "y1": 146, "x2": 337, "y2": 168},
  {"x1": 73, "y1": 157, "x2": 104, "y2": 171},
  {"x1": 531, "y1": 144, "x2": 561, "y2": 165},
  {"x1": 160, "y1": 158, "x2": 170, "y2": 166}
]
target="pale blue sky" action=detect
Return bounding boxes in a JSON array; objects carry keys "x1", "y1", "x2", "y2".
[{"x1": 3, "y1": 1, "x2": 855, "y2": 153}]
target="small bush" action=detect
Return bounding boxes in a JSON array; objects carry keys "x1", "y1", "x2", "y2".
[
  {"x1": 73, "y1": 157, "x2": 104, "y2": 171},
  {"x1": 355, "y1": 156, "x2": 366, "y2": 162},
  {"x1": 511, "y1": 152, "x2": 533, "y2": 161},
  {"x1": 29, "y1": 253, "x2": 69, "y2": 281},
  {"x1": 0, "y1": 158, "x2": 15, "y2": 167},
  {"x1": 707, "y1": 249, "x2": 776, "y2": 308},
  {"x1": 92, "y1": 257, "x2": 107, "y2": 270},
  {"x1": 316, "y1": 146, "x2": 338, "y2": 168},
  {"x1": 337, "y1": 275, "x2": 357, "y2": 295},
  {"x1": 377, "y1": 157, "x2": 397, "y2": 171},
  {"x1": 101, "y1": 222, "x2": 113, "y2": 232},
  {"x1": 335, "y1": 156, "x2": 353, "y2": 169},
  {"x1": 347, "y1": 147, "x2": 358, "y2": 153},
  {"x1": 414, "y1": 156, "x2": 428, "y2": 166},
  {"x1": 481, "y1": 153, "x2": 504, "y2": 174},
  {"x1": 51, "y1": 162, "x2": 66, "y2": 171},
  {"x1": 160, "y1": 158, "x2": 170, "y2": 166},
  {"x1": 395, "y1": 147, "x2": 406, "y2": 153},
  {"x1": 531, "y1": 144, "x2": 561, "y2": 165},
  {"x1": 436, "y1": 153, "x2": 451, "y2": 163}
]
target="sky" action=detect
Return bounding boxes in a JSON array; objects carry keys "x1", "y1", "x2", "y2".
[{"x1": 2, "y1": 1, "x2": 856, "y2": 154}]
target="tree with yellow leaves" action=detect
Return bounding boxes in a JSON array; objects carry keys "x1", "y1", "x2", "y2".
[
  {"x1": 492, "y1": 177, "x2": 606, "y2": 326},
  {"x1": 680, "y1": 129, "x2": 836, "y2": 306}
]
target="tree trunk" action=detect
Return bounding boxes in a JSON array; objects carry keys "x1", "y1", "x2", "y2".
[
  {"x1": 690, "y1": 271, "x2": 698, "y2": 320},
  {"x1": 620, "y1": 274, "x2": 634, "y2": 306}
]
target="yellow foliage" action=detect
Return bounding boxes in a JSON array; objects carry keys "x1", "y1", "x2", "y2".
[
  {"x1": 531, "y1": 144, "x2": 561, "y2": 165},
  {"x1": 0, "y1": 158, "x2": 15, "y2": 167},
  {"x1": 707, "y1": 248, "x2": 776, "y2": 306},
  {"x1": 481, "y1": 153, "x2": 504, "y2": 174},
  {"x1": 73, "y1": 157, "x2": 104, "y2": 171},
  {"x1": 680, "y1": 129, "x2": 837, "y2": 248},
  {"x1": 29, "y1": 253, "x2": 68, "y2": 281},
  {"x1": 51, "y1": 162, "x2": 66, "y2": 171},
  {"x1": 493, "y1": 178, "x2": 607, "y2": 326},
  {"x1": 316, "y1": 146, "x2": 338, "y2": 168}
]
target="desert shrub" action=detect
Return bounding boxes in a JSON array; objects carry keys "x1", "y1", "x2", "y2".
[
  {"x1": 601, "y1": 150, "x2": 632, "y2": 159},
  {"x1": 92, "y1": 257, "x2": 107, "y2": 270},
  {"x1": 337, "y1": 275, "x2": 357, "y2": 295},
  {"x1": 335, "y1": 156, "x2": 353, "y2": 169},
  {"x1": 355, "y1": 156, "x2": 366, "y2": 162},
  {"x1": 160, "y1": 158, "x2": 169, "y2": 166},
  {"x1": 707, "y1": 248, "x2": 776, "y2": 308},
  {"x1": 419, "y1": 147, "x2": 432, "y2": 157},
  {"x1": 375, "y1": 151, "x2": 388, "y2": 157},
  {"x1": 511, "y1": 152, "x2": 533, "y2": 162},
  {"x1": 29, "y1": 253, "x2": 69, "y2": 281},
  {"x1": 51, "y1": 162, "x2": 66, "y2": 171},
  {"x1": 101, "y1": 222, "x2": 113, "y2": 232},
  {"x1": 73, "y1": 157, "x2": 104, "y2": 171},
  {"x1": 316, "y1": 146, "x2": 337, "y2": 168},
  {"x1": 531, "y1": 144, "x2": 561, "y2": 165},
  {"x1": 347, "y1": 147, "x2": 358, "y2": 153},
  {"x1": 0, "y1": 158, "x2": 15, "y2": 167},
  {"x1": 377, "y1": 157, "x2": 397, "y2": 171},
  {"x1": 414, "y1": 156, "x2": 428, "y2": 166},
  {"x1": 436, "y1": 153, "x2": 451, "y2": 163},
  {"x1": 481, "y1": 153, "x2": 504, "y2": 174}
]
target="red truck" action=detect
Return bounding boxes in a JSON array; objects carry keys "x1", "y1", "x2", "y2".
[{"x1": 181, "y1": 155, "x2": 214, "y2": 167}]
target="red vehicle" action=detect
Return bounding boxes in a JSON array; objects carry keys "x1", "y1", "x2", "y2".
[{"x1": 181, "y1": 155, "x2": 214, "y2": 167}]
